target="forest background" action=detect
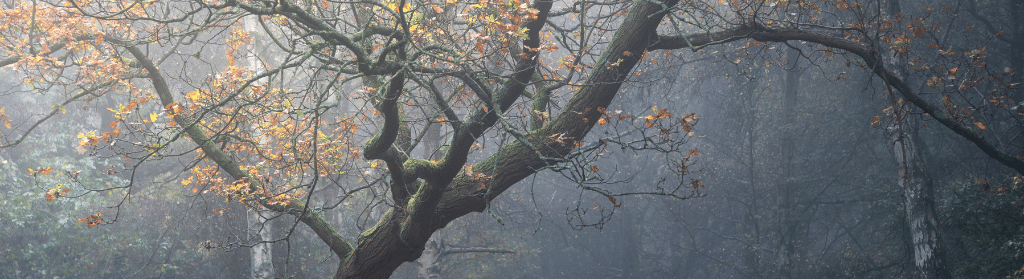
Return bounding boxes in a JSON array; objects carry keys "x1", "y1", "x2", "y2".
[{"x1": 1, "y1": 0, "x2": 1023, "y2": 278}]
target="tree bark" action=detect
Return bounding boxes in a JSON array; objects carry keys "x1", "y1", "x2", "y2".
[
  {"x1": 248, "y1": 208, "x2": 276, "y2": 279},
  {"x1": 887, "y1": 111, "x2": 948, "y2": 279}
]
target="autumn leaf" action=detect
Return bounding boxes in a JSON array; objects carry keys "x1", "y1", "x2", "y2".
[
  {"x1": 38, "y1": 167, "x2": 54, "y2": 175},
  {"x1": 688, "y1": 149, "x2": 700, "y2": 157},
  {"x1": 0, "y1": 107, "x2": 9, "y2": 129},
  {"x1": 431, "y1": 4, "x2": 444, "y2": 13},
  {"x1": 590, "y1": 165, "x2": 599, "y2": 173},
  {"x1": 607, "y1": 195, "x2": 616, "y2": 204},
  {"x1": 597, "y1": 117, "x2": 607, "y2": 125},
  {"x1": 871, "y1": 115, "x2": 882, "y2": 126},
  {"x1": 691, "y1": 179, "x2": 705, "y2": 189},
  {"x1": 150, "y1": 112, "x2": 158, "y2": 123},
  {"x1": 974, "y1": 121, "x2": 987, "y2": 130}
]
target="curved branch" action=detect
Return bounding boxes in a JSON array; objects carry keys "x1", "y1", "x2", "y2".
[
  {"x1": 657, "y1": 23, "x2": 1024, "y2": 174},
  {"x1": 120, "y1": 42, "x2": 354, "y2": 259}
]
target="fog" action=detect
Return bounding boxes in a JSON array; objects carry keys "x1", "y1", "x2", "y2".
[{"x1": 1, "y1": 0, "x2": 1021, "y2": 278}]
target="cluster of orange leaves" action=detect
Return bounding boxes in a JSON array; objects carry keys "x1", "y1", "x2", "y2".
[
  {"x1": 0, "y1": 107, "x2": 11, "y2": 129},
  {"x1": 45, "y1": 185, "x2": 71, "y2": 202},
  {"x1": 77, "y1": 212, "x2": 102, "y2": 229}
]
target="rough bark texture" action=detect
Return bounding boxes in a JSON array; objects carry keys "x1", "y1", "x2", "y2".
[
  {"x1": 888, "y1": 114, "x2": 948, "y2": 279},
  {"x1": 333, "y1": 1, "x2": 678, "y2": 277}
]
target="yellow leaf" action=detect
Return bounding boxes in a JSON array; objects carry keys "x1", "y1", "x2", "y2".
[
  {"x1": 187, "y1": 91, "x2": 200, "y2": 102},
  {"x1": 150, "y1": 112, "x2": 158, "y2": 123}
]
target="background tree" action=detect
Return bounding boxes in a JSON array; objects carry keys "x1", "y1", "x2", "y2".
[{"x1": 3, "y1": 0, "x2": 1024, "y2": 278}]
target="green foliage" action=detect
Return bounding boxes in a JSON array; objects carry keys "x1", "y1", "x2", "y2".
[{"x1": 940, "y1": 176, "x2": 1024, "y2": 278}]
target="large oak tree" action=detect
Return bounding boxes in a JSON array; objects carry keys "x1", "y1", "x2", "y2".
[{"x1": 1, "y1": 0, "x2": 1019, "y2": 278}]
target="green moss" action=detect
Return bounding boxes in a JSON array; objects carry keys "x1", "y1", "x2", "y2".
[{"x1": 403, "y1": 158, "x2": 437, "y2": 180}]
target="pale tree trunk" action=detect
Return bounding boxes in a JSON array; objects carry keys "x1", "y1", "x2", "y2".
[
  {"x1": 244, "y1": 15, "x2": 275, "y2": 279},
  {"x1": 247, "y1": 208, "x2": 275, "y2": 279},
  {"x1": 888, "y1": 111, "x2": 947, "y2": 279},
  {"x1": 777, "y1": 45, "x2": 803, "y2": 278}
]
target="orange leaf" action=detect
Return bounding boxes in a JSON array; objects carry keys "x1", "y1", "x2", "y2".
[
  {"x1": 38, "y1": 167, "x2": 54, "y2": 175},
  {"x1": 974, "y1": 121, "x2": 987, "y2": 130},
  {"x1": 607, "y1": 195, "x2": 616, "y2": 204},
  {"x1": 591, "y1": 165, "x2": 599, "y2": 173}
]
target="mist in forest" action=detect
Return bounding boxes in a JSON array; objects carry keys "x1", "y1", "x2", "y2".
[{"x1": 1, "y1": 0, "x2": 1022, "y2": 278}]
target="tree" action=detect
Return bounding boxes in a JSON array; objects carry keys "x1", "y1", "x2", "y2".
[
  {"x1": 1, "y1": 0, "x2": 699, "y2": 277},
  {"x1": 1, "y1": 0, "x2": 1021, "y2": 278}
]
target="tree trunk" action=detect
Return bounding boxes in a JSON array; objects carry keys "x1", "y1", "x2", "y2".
[
  {"x1": 245, "y1": 15, "x2": 275, "y2": 279},
  {"x1": 888, "y1": 112, "x2": 948, "y2": 279},
  {"x1": 778, "y1": 45, "x2": 804, "y2": 278},
  {"x1": 248, "y1": 208, "x2": 276, "y2": 279}
]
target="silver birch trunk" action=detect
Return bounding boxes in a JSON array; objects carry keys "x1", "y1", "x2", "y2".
[
  {"x1": 888, "y1": 112, "x2": 947, "y2": 279},
  {"x1": 244, "y1": 15, "x2": 275, "y2": 279}
]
